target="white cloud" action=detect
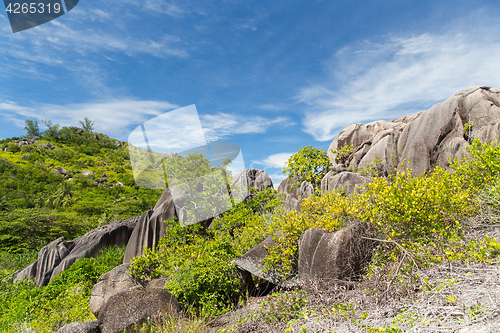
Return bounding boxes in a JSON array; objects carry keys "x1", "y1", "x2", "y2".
[
  {"x1": 201, "y1": 113, "x2": 289, "y2": 141},
  {"x1": 258, "y1": 152, "x2": 294, "y2": 169},
  {"x1": 300, "y1": 27, "x2": 500, "y2": 141},
  {"x1": 0, "y1": 100, "x2": 290, "y2": 149},
  {"x1": 249, "y1": 152, "x2": 294, "y2": 188},
  {"x1": 128, "y1": 105, "x2": 207, "y2": 152},
  {"x1": 257, "y1": 104, "x2": 288, "y2": 111},
  {"x1": 0, "y1": 99, "x2": 178, "y2": 139}
]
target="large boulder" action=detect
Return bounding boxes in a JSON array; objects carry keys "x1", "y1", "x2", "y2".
[
  {"x1": 278, "y1": 177, "x2": 314, "y2": 211},
  {"x1": 14, "y1": 216, "x2": 140, "y2": 287},
  {"x1": 97, "y1": 287, "x2": 180, "y2": 333},
  {"x1": 327, "y1": 86, "x2": 500, "y2": 176},
  {"x1": 232, "y1": 168, "x2": 273, "y2": 201},
  {"x1": 298, "y1": 222, "x2": 374, "y2": 285},
  {"x1": 56, "y1": 321, "x2": 100, "y2": 333},
  {"x1": 89, "y1": 263, "x2": 141, "y2": 318},
  {"x1": 231, "y1": 235, "x2": 287, "y2": 288},
  {"x1": 13, "y1": 260, "x2": 37, "y2": 283},
  {"x1": 320, "y1": 171, "x2": 372, "y2": 195},
  {"x1": 14, "y1": 236, "x2": 74, "y2": 286},
  {"x1": 122, "y1": 189, "x2": 177, "y2": 263}
]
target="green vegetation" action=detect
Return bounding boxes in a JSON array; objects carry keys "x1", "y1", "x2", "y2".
[
  {"x1": 3, "y1": 116, "x2": 500, "y2": 332},
  {"x1": 130, "y1": 137, "x2": 500, "y2": 331},
  {"x1": 0, "y1": 119, "x2": 163, "y2": 253},
  {"x1": 24, "y1": 119, "x2": 40, "y2": 137},
  {"x1": 331, "y1": 144, "x2": 353, "y2": 164},
  {"x1": 282, "y1": 145, "x2": 331, "y2": 188},
  {"x1": 79, "y1": 117, "x2": 95, "y2": 132},
  {"x1": 130, "y1": 188, "x2": 283, "y2": 317},
  {"x1": 0, "y1": 246, "x2": 126, "y2": 332}
]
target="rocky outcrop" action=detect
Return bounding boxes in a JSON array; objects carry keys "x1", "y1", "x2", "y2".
[
  {"x1": 89, "y1": 263, "x2": 141, "y2": 318},
  {"x1": 232, "y1": 168, "x2": 273, "y2": 201},
  {"x1": 15, "y1": 216, "x2": 140, "y2": 287},
  {"x1": 124, "y1": 168, "x2": 274, "y2": 263},
  {"x1": 122, "y1": 194, "x2": 176, "y2": 263},
  {"x1": 231, "y1": 235, "x2": 287, "y2": 289},
  {"x1": 298, "y1": 222, "x2": 374, "y2": 284},
  {"x1": 13, "y1": 237, "x2": 74, "y2": 286},
  {"x1": 56, "y1": 321, "x2": 100, "y2": 333},
  {"x1": 97, "y1": 287, "x2": 180, "y2": 333},
  {"x1": 320, "y1": 171, "x2": 372, "y2": 195},
  {"x1": 52, "y1": 167, "x2": 68, "y2": 176},
  {"x1": 15, "y1": 136, "x2": 40, "y2": 148},
  {"x1": 278, "y1": 177, "x2": 314, "y2": 211},
  {"x1": 327, "y1": 86, "x2": 500, "y2": 176}
]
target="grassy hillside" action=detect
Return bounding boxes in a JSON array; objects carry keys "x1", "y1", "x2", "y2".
[{"x1": 0, "y1": 124, "x2": 164, "y2": 253}]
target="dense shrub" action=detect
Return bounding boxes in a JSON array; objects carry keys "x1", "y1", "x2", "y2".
[
  {"x1": 130, "y1": 189, "x2": 283, "y2": 317},
  {"x1": 0, "y1": 246, "x2": 126, "y2": 333}
]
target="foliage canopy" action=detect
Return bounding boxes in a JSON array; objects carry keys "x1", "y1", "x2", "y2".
[{"x1": 282, "y1": 145, "x2": 331, "y2": 187}]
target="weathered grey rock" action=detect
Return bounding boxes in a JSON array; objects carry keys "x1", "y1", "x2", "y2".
[
  {"x1": 358, "y1": 133, "x2": 399, "y2": 175},
  {"x1": 123, "y1": 195, "x2": 175, "y2": 263},
  {"x1": 13, "y1": 260, "x2": 37, "y2": 283},
  {"x1": 328, "y1": 119, "x2": 410, "y2": 170},
  {"x1": 112, "y1": 182, "x2": 124, "y2": 187},
  {"x1": 49, "y1": 216, "x2": 139, "y2": 284},
  {"x1": 297, "y1": 228, "x2": 324, "y2": 278},
  {"x1": 18, "y1": 236, "x2": 75, "y2": 287},
  {"x1": 146, "y1": 277, "x2": 169, "y2": 290},
  {"x1": 231, "y1": 235, "x2": 287, "y2": 287},
  {"x1": 298, "y1": 222, "x2": 374, "y2": 284},
  {"x1": 56, "y1": 321, "x2": 100, "y2": 333},
  {"x1": 90, "y1": 263, "x2": 141, "y2": 318},
  {"x1": 97, "y1": 287, "x2": 180, "y2": 333},
  {"x1": 82, "y1": 170, "x2": 94, "y2": 177},
  {"x1": 14, "y1": 216, "x2": 140, "y2": 286},
  {"x1": 168, "y1": 152, "x2": 181, "y2": 158},
  {"x1": 53, "y1": 167, "x2": 68, "y2": 175},
  {"x1": 232, "y1": 169, "x2": 273, "y2": 200},
  {"x1": 327, "y1": 86, "x2": 500, "y2": 176},
  {"x1": 320, "y1": 171, "x2": 372, "y2": 195},
  {"x1": 278, "y1": 177, "x2": 314, "y2": 211}
]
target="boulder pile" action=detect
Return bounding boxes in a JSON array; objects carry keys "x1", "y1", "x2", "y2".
[{"x1": 327, "y1": 86, "x2": 500, "y2": 177}]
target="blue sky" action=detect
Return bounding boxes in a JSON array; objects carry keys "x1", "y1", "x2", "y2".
[{"x1": 1, "y1": 0, "x2": 500, "y2": 186}]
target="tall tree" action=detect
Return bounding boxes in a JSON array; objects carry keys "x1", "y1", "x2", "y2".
[
  {"x1": 79, "y1": 117, "x2": 95, "y2": 132},
  {"x1": 24, "y1": 119, "x2": 40, "y2": 137}
]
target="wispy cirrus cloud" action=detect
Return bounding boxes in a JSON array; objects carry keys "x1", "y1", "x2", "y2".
[
  {"x1": 255, "y1": 152, "x2": 294, "y2": 169},
  {"x1": 300, "y1": 23, "x2": 500, "y2": 141},
  {"x1": 0, "y1": 3, "x2": 188, "y2": 95},
  {"x1": 201, "y1": 113, "x2": 289, "y2": 141}
]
